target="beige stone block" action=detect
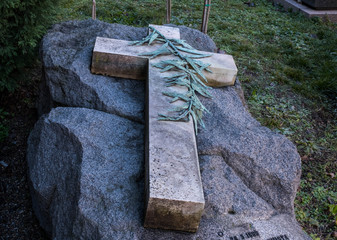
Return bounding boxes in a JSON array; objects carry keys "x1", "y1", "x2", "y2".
[
  {"x1": 201, "y1": 53, "x2": 238, "y2": 87},
  {"x1": 144, "y1": 58, "x2": 204, "y2": 232},
  {"x1": 91, "y1": 38, "x2": 238, "y2": 86},
  {"x1": 149, "y1": 24, "x2": 181, "y2": 39},
  {"x1": 91, "y1": 38, "x2": 149, "y2": 80},
  {"x1": 144, "y1": 198, "x2": 204, "y2": 232}
]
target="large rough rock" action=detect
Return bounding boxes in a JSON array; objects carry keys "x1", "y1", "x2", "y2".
[
  {"x1": 27, "y1": 20, "x2": 310, "y2": 239},
  {"x1": 28, "y1": 107, "x2": 308, "y2": 240}
]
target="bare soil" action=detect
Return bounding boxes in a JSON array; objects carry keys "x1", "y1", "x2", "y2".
[{"x1": 0, "y1": 63, "x2": 49, "y2": 240}]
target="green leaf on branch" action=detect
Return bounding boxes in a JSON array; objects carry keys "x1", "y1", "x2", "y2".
[
  {"x1": 170, "y1": 39, "x2": 194, "y2": 49},
  {"x1": 176, "y1": 45, "x2": 212, "y2": 58},
  {"x1": 139, "y1": 43, "x2": 170, "y2": 58},
  {"x1": 132, "y1": 26, "x2": 213, "y2": 134},
  {"x1": 148, "y1": 32, "x2": 159, "y2": 45}
]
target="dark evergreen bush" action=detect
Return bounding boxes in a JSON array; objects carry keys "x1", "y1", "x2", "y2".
[{"x1": 0, "y1": 0, "x2": 59, "y2": 92}]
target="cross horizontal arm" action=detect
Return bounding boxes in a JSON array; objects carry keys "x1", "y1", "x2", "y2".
[{"x1": 91, "y1": 38, "x2": 237, "y2": 87}]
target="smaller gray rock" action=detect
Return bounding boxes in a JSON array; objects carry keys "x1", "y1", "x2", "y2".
[{"x1": 27, "y1": 107, "x2": 145, "y2": 239}]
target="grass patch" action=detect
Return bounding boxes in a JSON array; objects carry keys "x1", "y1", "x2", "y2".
[{"x1": 53, "y1": 0, "x2": 337, "y2": 238}]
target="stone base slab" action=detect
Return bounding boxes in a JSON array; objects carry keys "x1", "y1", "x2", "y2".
[
  {"x1": 272, "y1": 0, "x2": 337, "y2": 22},
  {"x1": 302, "y1": 0, "x2": 337, "y2": 10}
]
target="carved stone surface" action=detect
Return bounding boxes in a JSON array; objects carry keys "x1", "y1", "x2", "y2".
[
  {"x1": 91, "y1": 38, "x2": 237, "y2": 86},
  {"x1": 271, "y1": 0, "x2": 337, "y2": 23},
  {"x1": 91, "y1": 23, "x2": 181, "y2": 80},
  {"x1": 91, "y1": 38, "x2": 149, "y2": 80},
  {"x1": 29, "y1": 20, "x2": 311, "y2": 239},
  {"x1": 145, "y1": 57, "x2": 204, "y2": 232},
  {"x1": 149, "y1": 24, "x2": 180, "y2": 39}
]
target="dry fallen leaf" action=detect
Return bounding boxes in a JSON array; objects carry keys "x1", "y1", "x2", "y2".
[{"x1": 327, "y1": 173, "x2": 335, "y2": 178}]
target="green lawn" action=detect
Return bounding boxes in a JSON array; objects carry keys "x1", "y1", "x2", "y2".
[{"x1": 56, "y1": 0, "x2": 337, "y2": 238}]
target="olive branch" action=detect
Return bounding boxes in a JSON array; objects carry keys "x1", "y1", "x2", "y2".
[{"x1": 130, "y1": 26, "x2": 213, "y2": 133}]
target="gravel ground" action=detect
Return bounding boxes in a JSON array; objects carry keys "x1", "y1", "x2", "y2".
[{"x1": 0, "y1": 64, "x2": 49, "y2": 240}]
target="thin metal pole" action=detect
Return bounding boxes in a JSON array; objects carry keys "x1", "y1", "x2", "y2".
[
  {"x1": 204, "y1": 0, "x2": 211, "y2": 34},
  {"x1": 201, "y1": 0, "x2": 211, "y2": 34},
  {"x1": 92, "y1": 0, "x2": 96, "y2": 20},
  {"x1": 166, "y1": 0, "x2": 171, "y2": 24},
  {"x1": 201, "y1": 0, "x2": 207, "y2": 33}
]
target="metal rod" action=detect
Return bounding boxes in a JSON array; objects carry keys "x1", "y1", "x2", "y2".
[
  {"x1": 166, "y1": 0, "x2": 171, "y2": 24},
  {"x1": 201, "y1": 0, "x2": 207, "y2": 33},
  {"x1": 204, "y1": 0, "x2": 211, "y2": 34},
  {"x1": 92, "y1": 0, "x2": 96, "y2": 20}
]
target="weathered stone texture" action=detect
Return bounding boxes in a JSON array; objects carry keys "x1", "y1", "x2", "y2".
[
  {"x1": 28, "y1": 107, "x2": 145, "y2": 239},
  {"x1": 145, "y1": 57, "x2": 204, "y2": 232},
  {"x1": 91, "y1": 38, "x2": 237, "y2": 86},
  {"x1": 39, "y1": 20, "x2": 148, "y2": 122},
  {"x1": 27, "y1": 20, "x2": 311, "y2": 240},
  {"x1": 197, "y1": 86, "x2": 302, "y2": 215}
]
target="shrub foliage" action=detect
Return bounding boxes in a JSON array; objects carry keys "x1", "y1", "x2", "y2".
[{"x1": 0, "y1": 0, "x2": 58, "y2": 92}]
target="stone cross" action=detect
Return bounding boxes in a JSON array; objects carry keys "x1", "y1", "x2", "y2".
[{"x1": 91, "y1": 25, "x2": 237, "y2": 232}]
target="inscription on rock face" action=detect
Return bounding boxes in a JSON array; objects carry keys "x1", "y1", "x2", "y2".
[
  {"x1": 217, "y1": 230, "x2": 290, "y2": 240},
  {"x1": 229, "y1": 230, "x2": 260, "y2": 240},
  {"x1": 266, "y1": 235, "x2": 289, "y2": 240},
  {"x1": 217, "y1": 230, "x2": 260, "y2": 239}
]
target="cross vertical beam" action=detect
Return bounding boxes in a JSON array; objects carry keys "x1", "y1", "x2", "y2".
[{"x1": 144, "y1": 55, "x2": 204, "y2": 232}]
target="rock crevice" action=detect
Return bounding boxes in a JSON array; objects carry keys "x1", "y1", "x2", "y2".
[{"x1": 28, "y1": 113, "x2": 84, "y2": 238}]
